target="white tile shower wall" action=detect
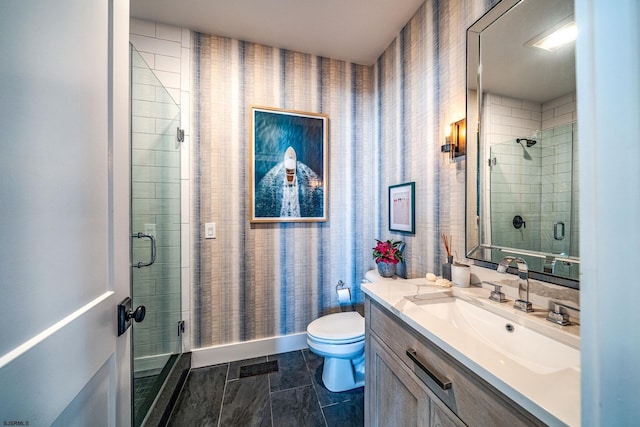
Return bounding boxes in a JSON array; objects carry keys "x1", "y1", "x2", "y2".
[
  {"x1": 130, "y1": 54, "x2": 183, "y2": 361},
  {"x1": 542, "y1": 92, "x2": 577, "y2": 130},
  {"x1": 131, "y1": 18, "x2": 193, "y2": 352},
  {"x1": 541, "y1": 93, "x2": 578, "y2": 278},
  {"x1": 482, "y1": 91, "x2": 578, "y2": 278},
  {"x1": 489, "y1": 142, "x2": 542, "y2": 254},
  {"x1": 571, "y1": 121, "x2": 579, "y2": 261},
  {"x1": 539, "y1": 124, "x2": 572, "y2": 255},
  {"x1": 481, "y1": 93, "x2": 542, "y2": 254}
]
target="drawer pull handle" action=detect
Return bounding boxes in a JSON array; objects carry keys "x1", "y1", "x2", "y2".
[{"x1": 406, "y1": 348, "x2": 452, "y2": 390}]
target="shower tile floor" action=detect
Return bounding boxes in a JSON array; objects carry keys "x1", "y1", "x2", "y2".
[
  {"x1": 134, "y1": 369, "x2": 163, "y2": 423},
  {"x1": 168, "y1": 349, "x2": 364, "y2": 427},
  {"x1": 133, "y1": 375, "x2": 155, "y2": 416}
]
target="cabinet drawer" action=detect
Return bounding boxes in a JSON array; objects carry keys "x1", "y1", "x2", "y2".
[
  {"x1": 367, "y1": 298, "x2": 544, "y2": 427},
  {"x1": 367, "y1": 333, "x2": 464, "y2": 427}
]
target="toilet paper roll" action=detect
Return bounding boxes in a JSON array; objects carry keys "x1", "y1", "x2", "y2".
[{"x1": 337, "y1": 288, "x2": 351, "y2": 303}]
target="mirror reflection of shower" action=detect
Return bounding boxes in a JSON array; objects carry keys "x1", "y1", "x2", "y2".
[
  {"x1": 516, "y1": 134, "x2": 538, "y2": 160},
  {"x1": 489, "y1": 122, "x2": 578, "y2": 279}
]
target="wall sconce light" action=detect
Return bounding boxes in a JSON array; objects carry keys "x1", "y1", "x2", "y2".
[
  {"x1": 441, "y1": 118, "x2": 466, "y2": 162},
  {"x1": 441, "y1": 125, "x2": 453, "y2": 159}
]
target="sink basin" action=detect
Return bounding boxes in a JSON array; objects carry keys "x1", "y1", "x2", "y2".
[{"x1": 407, "y1": 295, "x2": 580, "y2": 375}]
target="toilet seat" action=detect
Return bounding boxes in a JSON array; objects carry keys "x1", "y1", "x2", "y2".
[
  {"x1": 307, "y1": 334, "x2": 363, "y2": 345},
  {"x1": 307, "y1": 311, "x2": 364, "y2": 342}
]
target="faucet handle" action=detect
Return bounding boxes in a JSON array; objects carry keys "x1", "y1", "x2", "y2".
[
  {"x1": 484, "y1": 281, "x2": 507, "y2": 303},
  {"x1": 546, "y1": 302, "x2": 579, "y2": 326}
]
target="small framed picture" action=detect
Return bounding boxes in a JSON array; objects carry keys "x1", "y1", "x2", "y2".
[{"x1": 389, "y1": 182, "x2": 415, "y2": 234}]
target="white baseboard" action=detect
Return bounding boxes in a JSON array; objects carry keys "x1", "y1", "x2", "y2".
[{"x1": 191, "y1": 333, "x2": 309, "y2": 369}]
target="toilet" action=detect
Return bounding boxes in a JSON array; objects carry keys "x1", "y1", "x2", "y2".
[
  {"x1": 307, "y1": 310, "x2": 365, "y2": 392},
  {"x1": 306, "y1": 271, "x2": 392, "y2": 392}
]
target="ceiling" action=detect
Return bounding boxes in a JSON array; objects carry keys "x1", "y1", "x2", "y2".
[
  {"x1": 130, "y1": 0, "x2": 426, "y2": 66},
  {"x1": 480, "y1": 0, "x2": 575, "y2": 103}
]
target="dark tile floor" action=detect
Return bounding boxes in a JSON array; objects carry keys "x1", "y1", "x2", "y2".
[
  {"x1": 168, "y1": 349, "x2": 364, "y2": 427},
  {"x1": 134, "y1": 369, "x2": 163, "y2": 425}
]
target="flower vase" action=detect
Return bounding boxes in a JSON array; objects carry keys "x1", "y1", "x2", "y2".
[{"x1": 377, "y1": 262, "x2": 396, "y2": 278}]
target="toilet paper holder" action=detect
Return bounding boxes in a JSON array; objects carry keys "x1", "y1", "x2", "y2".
[{"x1": 336, "y1": 280, "x2": 351, "y2": 303}]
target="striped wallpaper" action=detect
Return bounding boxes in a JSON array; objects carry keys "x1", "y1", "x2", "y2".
[{"x1": 193, "y1": 0, "x2": 491, "y2": 348}]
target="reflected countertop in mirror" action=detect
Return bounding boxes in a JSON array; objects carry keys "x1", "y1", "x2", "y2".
[{"x1": 465, "y1": 0, "x2": 579, "y2": 288}]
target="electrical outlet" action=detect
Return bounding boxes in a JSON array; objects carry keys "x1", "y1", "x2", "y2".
[{"x1": 205, "y1": 223, "x2": 216, "y2": 239}]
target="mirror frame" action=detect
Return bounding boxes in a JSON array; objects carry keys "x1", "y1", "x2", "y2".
[{"x1": 465, "y1": 0, "x2": 579, "y2": 289}]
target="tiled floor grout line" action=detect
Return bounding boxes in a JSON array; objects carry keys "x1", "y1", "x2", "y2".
[
  {"x1": 216, "y1": 362, "x2": 231, "y2": 427},
  {"x1": 320, "y1": 401, "x2": 342, "y2": 409},
  {"x1": 269, "y1": 383, "x2": 315, "y2": 394},
  {"x1": 302, "y1": 349, "x2": 330, "y2": 427},
  {"x1": 165, "y1": 369, "x2": 191, "y2": 424},
  {"x1": 268, "y1": 358, "x2": 275, "y2": 427}
]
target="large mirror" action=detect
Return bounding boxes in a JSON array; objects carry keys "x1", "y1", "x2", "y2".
[{"x1": 466, "y1": 0, "x2": 579, "y2": 287}]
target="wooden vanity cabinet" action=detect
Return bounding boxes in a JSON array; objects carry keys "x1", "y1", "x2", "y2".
[
  {"x1": 367, "y1": 333, "x2": 463, "y2": 427},
  {"x1": 364, "y1": 296, "x2": 545, "y2": 427}
]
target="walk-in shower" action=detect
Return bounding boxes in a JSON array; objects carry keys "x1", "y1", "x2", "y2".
[
  {"x1": 488, "y1": 123, "x2": 579, "y2": 280},
  {"x1": 130, "y1": 45, "x2": 183, "y2": 426}
]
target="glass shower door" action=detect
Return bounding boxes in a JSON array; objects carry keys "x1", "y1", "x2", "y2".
[
  {"x1": 130, "y1": 45, "x2": 182, "y2": 426},
  {"x1": 488, "y1": 123, "x2": 578, "y2": 279}
]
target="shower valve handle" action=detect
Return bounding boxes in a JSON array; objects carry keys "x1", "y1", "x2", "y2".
[{"x1": 513, "y1": 215, "x2": 526, "y2": 229}]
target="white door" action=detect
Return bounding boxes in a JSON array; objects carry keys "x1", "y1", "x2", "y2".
[{"x1": 0, "y1": 0, "x2": 131, "y2": 426}]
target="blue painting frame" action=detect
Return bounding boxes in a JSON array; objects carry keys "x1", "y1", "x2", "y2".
[{"x1": 250, "y1": 106, "x2": 329, "y2": 223}]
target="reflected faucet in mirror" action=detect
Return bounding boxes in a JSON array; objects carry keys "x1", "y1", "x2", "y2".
[{"x1": 497, "y1": 256, "x2": 533, "y2": 313}]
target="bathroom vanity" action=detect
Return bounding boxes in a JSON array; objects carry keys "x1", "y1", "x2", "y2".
[{"x1": 362, "y1": 278, "x2": 580, "y2": 426}]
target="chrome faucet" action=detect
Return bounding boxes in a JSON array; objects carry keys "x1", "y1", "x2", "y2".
[{"x1": 497, "y1": 256, "x2": 533, "y2": 313}]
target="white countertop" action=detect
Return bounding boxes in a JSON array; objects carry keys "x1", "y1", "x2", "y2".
[{"x1": 362, "y1": 275, "x2": 580, "y2": 427}]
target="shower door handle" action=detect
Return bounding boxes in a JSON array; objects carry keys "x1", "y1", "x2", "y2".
[
  {"x1": 132, "y1": 232, "x2": 156, "y2": 268},
  {"x1": 554, "y1": 222, "x2": 565, "y2": 240}
]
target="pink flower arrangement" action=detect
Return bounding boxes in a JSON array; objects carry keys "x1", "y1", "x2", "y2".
[{"x1": 372, "y1": 239, "x2": 404, "y2": 265}]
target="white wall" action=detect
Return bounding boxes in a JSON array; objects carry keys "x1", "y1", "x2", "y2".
[{"x1": 576, "y1": 0, "x2": 640, "y2": 424}]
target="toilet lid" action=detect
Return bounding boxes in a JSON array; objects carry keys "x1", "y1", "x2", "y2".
[{"x1": 307, "y1": 311, "x2": 364, "y2": 341}]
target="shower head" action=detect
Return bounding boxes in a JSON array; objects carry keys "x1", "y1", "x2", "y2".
[{"x1": 516, "y1": 138, "x2": 537, "y2": 147}]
